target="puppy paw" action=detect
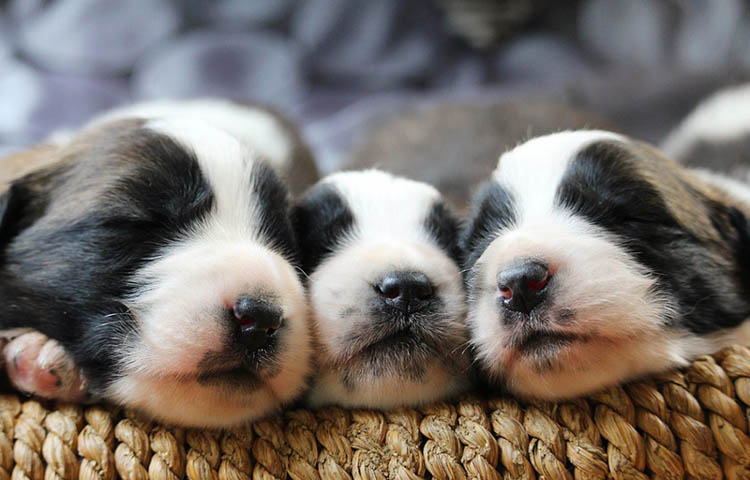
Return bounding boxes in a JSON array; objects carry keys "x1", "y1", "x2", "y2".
[{"x1": 3, "y1": 332, "x2": 88, "y2": 402}]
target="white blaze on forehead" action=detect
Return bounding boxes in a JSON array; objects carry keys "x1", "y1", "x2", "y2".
[
  {"x1": 493, "y1": 130, "x2": 625, "y2": 222},
  {"x1": 324, "y1": 169, "x2": 441, "y2": 244},
  {"x1": 146, "y1": 117, "x2": 261, "y2": 239},
  {"x1": 83, "y1": 99, "x2": 293, "y2": 173},
  {"x1": 662, "y1": 83, "x2": 750, "y2": 159}
]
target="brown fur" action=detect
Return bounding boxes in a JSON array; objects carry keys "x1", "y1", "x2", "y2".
[
  {"x1": 0, "y1": 144, "x2": 61, "y2": 189},
  {"x1": 624, "y1": 141, "x2": 750, "y2": 293},
  {"x1": 632, "y1": 141, "x2": 750, "y2": 245},
  {"x1": 2, "y1": 120, "x2": 150, "y2": 228},
  {"x1": 233, "y1": 102, "x2": 319, "y2": 197}
]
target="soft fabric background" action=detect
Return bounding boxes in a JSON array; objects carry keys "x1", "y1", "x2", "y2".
[{"x1": 0, "y1": 0, "x2": 748, "y2": 172}]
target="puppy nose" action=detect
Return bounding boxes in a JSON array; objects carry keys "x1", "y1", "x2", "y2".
[
  {"x1": 232, "y1": 295, "x2": 282, "y2": 350},
  {"x1": 497, "y1": 260, "x2": 550, "y2": 315},
  {"x1": 376, "y1": 271, "x2": 434, "y2": 313}
]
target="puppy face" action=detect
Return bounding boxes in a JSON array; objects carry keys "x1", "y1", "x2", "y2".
[
  {"x1": 463, "y1": 130, "x2": 750, "y2": 399},
  {"x1": 293, "y1": 170, "x2": 471, "y2": 408},
  {"x1": 0, "y1": 116, "x2": 312, "y2": 426}
]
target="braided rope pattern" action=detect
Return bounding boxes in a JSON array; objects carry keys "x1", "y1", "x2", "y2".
[{"x1": 0, "y1": 346, "x2": 749, "y2": 480}]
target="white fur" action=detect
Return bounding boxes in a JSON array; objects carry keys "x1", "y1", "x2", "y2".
[
  {"x1": 305, "y1": 170, "x2": 471, "y2": 408},
  {"x1": 691, "y1": 168, "x2": 750, "y2": 206},
  {"x1": 493, "y1": 130, "x2": 624, "y2": 220},
  {"x1": 56, "y1": 99, "x2": 296, "y2": 177},
  {"x1": 321, "y1": 169, "x2": 444, "y2": 244},
  {"x1": 103, "y1": 117, "x2": 312, "y2": 426},
  {"x1": 469, "y1": 131, "x2": 708, "y2": 399},
  {"x1": 662, "y1": 83, "x2": 750, "y2": 159}
]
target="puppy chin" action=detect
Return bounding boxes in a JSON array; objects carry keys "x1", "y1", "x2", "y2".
[
  {"x1": 307, "y1": 363, "x2": 471, "y2": 409},
  {"x1": 107, "y1": 375, "x2": 274, "y2": 427},
  {"x1": 107, "y1": 350, "x2": 309, "y2": 426},
  {"x1": 482, "y1": 330, "x2": 691, "y2": 399},
  {"x1": 108, "y1": 330, "x2": 313, "y2": 427},
  {"x1": 469, "y1": 218, "x2": 678, "y2": 399},
  {"x1": 307, "y1": 239, "x2": 470, "y2": 407}
]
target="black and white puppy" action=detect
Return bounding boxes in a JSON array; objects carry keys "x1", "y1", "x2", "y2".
[
  {"x1": 463, "y1": 130, "x2": 750, "y2": 399},
  {"x1": 292, "y1": 169, "x2": 471, "y2": 408},
  {"x1": 0, "y1": 99, "x2": 317, "y2": 426}
]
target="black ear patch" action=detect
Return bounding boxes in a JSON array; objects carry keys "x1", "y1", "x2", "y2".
[
  {"x1": 557, "y1": 140, "x2": 750, "y2": 334},
  {"x1": 0, "y1": 177, "x2": 52, "y2": 255},
  {"x1": 291, "y1": 184, "x2": 355, "y2": 275},
  {"x1": 424, "y1": 201, "x2": 461, "y2": 265},
  {"x1": 460, "y1": 181, "x2": 517, "y2": 271},
  {"x1": 0, "y1": 185, "x2": 20, "y2": 248},
  {"x1": 251, "y1": 161, "x2": 298, "y2": 265},
  {"x1": 727, "y1": 207, "x2": 750, "y2": 296}
]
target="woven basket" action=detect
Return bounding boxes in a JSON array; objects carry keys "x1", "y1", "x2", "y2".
[{"x1": 2, "y1": 345, "x2": 750, "y2": 480}]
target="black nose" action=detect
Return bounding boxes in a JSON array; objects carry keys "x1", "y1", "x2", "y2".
[
  {"x1": 231, "y1": 295, "x2": 282, "y2": 350},
  {"x1": 497, "y1": 260, "x2": 550, "y2": 315},
  {"x1": 375, "y1": 271, "x2": 435, "y2": 313}
]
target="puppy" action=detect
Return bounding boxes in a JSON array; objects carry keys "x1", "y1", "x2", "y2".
[
  {"x1": 463, "y1": 130, "x2": 750, "y2": 399},
  {"x1": 0, "y1": 99, "x2": 316, "y2": 426},
  {"x1": 293, "y1": 170, "x2": 471, "y2": 408}
]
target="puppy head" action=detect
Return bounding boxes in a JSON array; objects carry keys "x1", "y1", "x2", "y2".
[
  {"x1": 293, "y1": 170, "x2": 471, "y2": 408},
  {"x1": 0, "y1": 116, "x2": 312, "y2": 426},
  {"x1": 80, "y1": 98, "x2": 319, "y2": 196},
  {"x1": 463, "y1": 130, "x2": 750, "y2": 399}
]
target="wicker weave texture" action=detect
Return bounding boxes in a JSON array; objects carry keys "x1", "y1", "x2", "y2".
[{"x1": 1, "y1": 345, "x2": 750, "y2": 480}]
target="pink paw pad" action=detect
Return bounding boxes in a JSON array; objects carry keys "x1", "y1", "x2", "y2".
[{"x1": 3, "y1": 332, "x2": 88, "y2": 402}]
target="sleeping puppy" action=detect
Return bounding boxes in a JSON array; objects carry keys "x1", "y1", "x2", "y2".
[
  {"x1": 463, "y1": 130, "x2": 750, "y2": 399},
  {"x1": 0, "y1": 99, "x2": 316, "y2": 426},
  {"x1": 292, "y1": 170, "x2": 471, "y2": 408}
]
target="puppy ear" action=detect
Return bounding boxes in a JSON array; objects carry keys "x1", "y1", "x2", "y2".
[
  {"x1": 0, "y1": 168, "x2": 60, "y2": 254},
  {"x1": 727, "y1": 207, "x2": 750, "y2": 290},
  {"x1": 0, "y1": 183, "x2": 30, "y2": 249},
  {"x1": 0, "y1": 187, "x2": 11, "y2": 234},
  {"x1": 290, "y1": 184, "x2": 354, "y2": 276},
  {"x1": 460, "y1": 180, "x2": 517, "y2": 271},
  {"x1": 0, "y1": 144, "x2": 66, "y2": 252}
]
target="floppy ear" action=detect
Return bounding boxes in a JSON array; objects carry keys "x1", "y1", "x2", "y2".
[
  {"x1": 0, "y1": 182, "x2": 49, "y2": 332},
  {"x1": 727, "y1": 207, "x2": 750, "y2": 290},
  {"x1": 0, "y1": 183, "x2": 31, "y2": 249},
  {"x1": 0, "y1": 172, "x2": 59, "y2": 255},
  {"x1": 0, "y1": 187, "x2": 10, "y2": 234},
  {"x1": 0, "y1": 146, "x2": 64, "y2": 252}
]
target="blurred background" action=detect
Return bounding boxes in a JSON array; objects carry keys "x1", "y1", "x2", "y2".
[{"x1": 0, "y1": 0, "x2": 749, "y2": 172}]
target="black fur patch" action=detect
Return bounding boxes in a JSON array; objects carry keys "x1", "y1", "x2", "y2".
[
  {"x1": 728, "y1": 207, "x2": 750, "y2": 293},
  {"x1": 251, "y1": 161, "x2": 298, "y2": 264},
  {"x1": 0, "y1": 129, "x2": 215, "y2": 391},
  {"x1": 291, "y1": 184, "x2": 355, "y2": 274},
  {"x1": 461, "y1": 181, "x2": 517, "y2": 272},
  {"x1": 0, "y1": 185, "x2": 25, "y2": 248},
  {"x1": 424, "y1": 202, "x2": 462, "y2": 264},
  {"x1": 0, "y1": 166, "x2": 65, "y2": 253},
  {"x1": 556, "y1": 140, "x2": 750, "y2": 334}
]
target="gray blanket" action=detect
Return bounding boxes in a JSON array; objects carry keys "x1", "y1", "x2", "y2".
[{"x1": 1, "y1": 0, "x2": 748, "y2": 171}]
